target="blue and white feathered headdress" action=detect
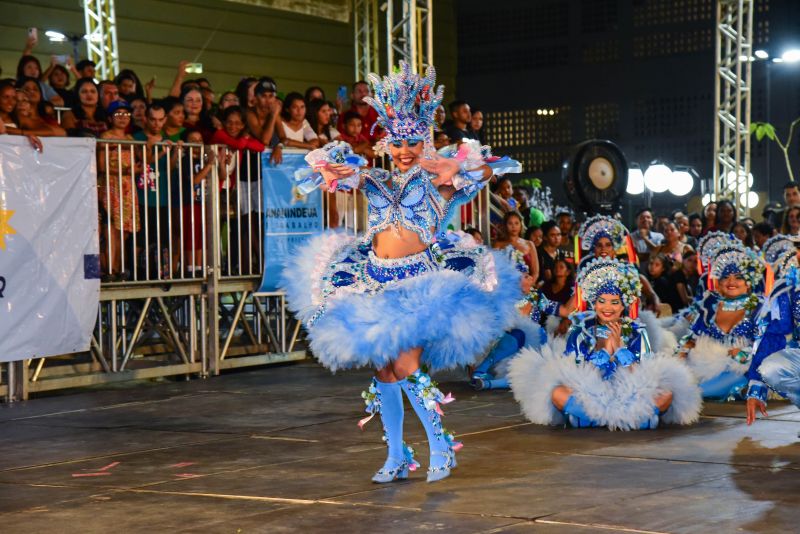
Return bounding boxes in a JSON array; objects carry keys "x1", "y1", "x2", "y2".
[
  {"x1": 762, "y1": 234, "x2": 799, "y2": 265},
  {"x1": 364, "y1": 61, "x2": 443, "y2": 147},
  {"x1": 577, "y1": 257, "x2": 642, "y2": 308},
  {"x1": 578, "y1": 215, "x2": 628, "y2": 251},
  {"x1": 710, "y1": 246, "x2": 765, "y2": 287},
  {"x1": 697, "y1": 231, "x2": 740, "y2": 266}
]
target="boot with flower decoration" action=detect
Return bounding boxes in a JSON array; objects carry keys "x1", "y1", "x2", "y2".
[
  {"x1": 400, "y1": 368, "x2": 461, "y2": 483},
  {"x1": 360, "y1": 378, "x2": 420, "y2": 483}
]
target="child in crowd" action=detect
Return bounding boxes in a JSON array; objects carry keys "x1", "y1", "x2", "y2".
[
  {"x1": 338, "y1": 111, "x2": 375, "y2": 160},
  {"x1": 648, "y1": 253, "x2": 684, "y2": 314},
  {"x1": 173, "y1": 130, "x2": 217, "y2": 274}
]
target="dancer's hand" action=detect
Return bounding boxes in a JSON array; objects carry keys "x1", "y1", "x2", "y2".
[
  {"x1": 606, "y1": 321, "x2": 622, "y2": 354},
  {"x1": 746, "y1": 397, "x2": 768, "y2": 425},
  {"x1": 422, "y1": 154, "x2": 459, "y2": 184},
  {"x1": 318, "y1": 163, "x2": 355, "y2": 190}
]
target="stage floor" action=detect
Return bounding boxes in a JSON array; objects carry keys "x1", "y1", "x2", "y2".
[{"x1": 0, "y1": 361, "x2": 798, "y2": 533}]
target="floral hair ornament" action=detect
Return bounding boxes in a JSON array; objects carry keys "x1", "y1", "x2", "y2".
[
  {"x1": 577, "y1": 257, "x2": 642, "y2": 309},
  {"x1": 505, "y1": 246, "x2": 529, "y2": 274},
  {"x1": 294, "y1": 141, "x2": 367, "y2": 194},
  {"x1": 710, "y1": 246, "x2": 766, "y2": 288},
  {"x1": 364, "y1": 61, "x2": 444, "y2": 155}
]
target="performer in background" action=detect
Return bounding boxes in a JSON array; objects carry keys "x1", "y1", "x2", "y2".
[
  {"x1": 283, "y1": 62, "x2": 521, "y2": 483},
  {"x1": 509, "y1": 257, "x2": 701, "y2": 431},
  {"x1": 745, "y1": 243, "x2": 800, "y2": 424},
  {"x1": 676, "y1": 245, "x2": 766, "y2": 400}
]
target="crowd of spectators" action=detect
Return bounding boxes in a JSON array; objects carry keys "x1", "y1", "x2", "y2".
[
  {"x1": 475, "y1": 181, "x2": 800, "y2": 318},
  {"x1": 4, "y1": 33, "x2": 798, "y2": 294}
]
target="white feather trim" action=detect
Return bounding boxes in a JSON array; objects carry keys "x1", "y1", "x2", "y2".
[
  {"x1": 639, "y1": 310, "x2": 678, "y2": 353},
  {"x1": 686, "y1": 336, "x2": 750, "y2": 383},
  {"x1": 509, "y1": 342, "x2": 702, "y2": 430},
  {"x1": 545, "y1": 315, "x2": 563, "y2": 338}
]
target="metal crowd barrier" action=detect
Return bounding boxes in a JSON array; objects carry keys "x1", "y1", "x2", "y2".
[{"x1": 2, "y1": 141, "x2": 489, "y2": 401}]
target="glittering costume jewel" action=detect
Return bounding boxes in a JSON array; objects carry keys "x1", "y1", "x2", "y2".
[
  {"x1": 719, "y1": 295, "x2": 750, "y2": 311},
  {"x1": 400, "y1": 369, "x2": 460, "y2": 483},
  {"x1": 361, "y1": 378, "x2": 420, "y2": 483}
]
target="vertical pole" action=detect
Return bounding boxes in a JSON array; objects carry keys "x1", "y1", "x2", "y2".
[{"x1": 206, "y1": 149, "x2": 221, "y2": 375}]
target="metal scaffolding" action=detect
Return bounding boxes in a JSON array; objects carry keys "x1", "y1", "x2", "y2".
[
  {"x1": 713, "y1": 0, "x2": 754, "y2": 215},
  {"x1": 83, "y1": 0, "x2": 120, "y2": 81},
  {"x1": 384, "y1": 0, "x2": 433, "y2": 73},
  {"x1": 354, "y1": 0, "x2": 381, "y2": 80}
]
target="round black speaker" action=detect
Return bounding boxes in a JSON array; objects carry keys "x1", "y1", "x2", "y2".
[{"x1": 562, "y1": 139, "x2": 628, "y2": 215}]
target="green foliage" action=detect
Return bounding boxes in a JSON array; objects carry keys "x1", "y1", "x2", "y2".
[
  {"x1": 750, "y1": 122, "x2": 776, "y2": 142},
  {"x1": 518, "y1": 177, "x2": 542, "y2": 189}
]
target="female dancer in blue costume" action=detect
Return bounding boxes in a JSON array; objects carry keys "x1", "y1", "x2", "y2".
[
  {"x1": 744, "y1": 241, "x2": 800, "y2": 424},
  {"x1": 283, "y1": 63, "x2": 521, "y2": 483},
  {"x1": 661, "y1": 231, "x2": 742, "y2": 341},
  {"x1": 574, "y1": 215, "x2": 675, "y2": 352},
  {"x1": 675, "y1": 245, "x2": 766, "y2": 400},
  {"x1": 509, "y1": 257, "x2": 701, "y2": 430}
]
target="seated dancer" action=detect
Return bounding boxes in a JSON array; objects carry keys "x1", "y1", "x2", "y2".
[
  {"x1": 470, "y1": 250, "x2": 550, "y2": 391},
  {"x1": 282, "y1": 63, "x2": 521, "y2": 483},
  {"x1": 744, "y1": 242, "x2": 800, "y2": 424},
  {"x1": 662, "y1": 231, "x2": 742, "y2": 340},
  {"x1": 509, "y1": 257, "x2": 701, "y2": 430},
  {"x1": 574, "y1": 215, "x2": 673, "y2": 351},
  {"x1": 676, "y1": 245, "x2": 766, "y2": 400}
]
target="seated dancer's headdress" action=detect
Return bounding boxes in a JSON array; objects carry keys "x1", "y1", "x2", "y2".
[
  {"x1": 577, "y1": 257, "x2": 642, "y2": 308},
  {"x1": 577, "y1": 215, "x2": 629, "y2": 252},
  {"x1": 772, "y1": 248, "x2": 798, "y2": 279},
  {"x1": 710, "y1": 246, "x2": 765, "y2": 288},
  {"x1": 364, "y1": 61, "x2": 444, "y2": 152},
  {"x1": 697, "y1": 231, "x2": 741, "y2": 270},
  {"x1": 762, "y1": 234, "x2": 799, "y2": 265}
]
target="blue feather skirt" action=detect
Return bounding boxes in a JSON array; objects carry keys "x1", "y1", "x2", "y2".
[{"x1": 281, "y1": 232, "x2": 521, "y2": 372}]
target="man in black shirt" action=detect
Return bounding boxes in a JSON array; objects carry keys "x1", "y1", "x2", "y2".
[{"x1": 444, "y1": 100, "x2": 478, "y2": 143}]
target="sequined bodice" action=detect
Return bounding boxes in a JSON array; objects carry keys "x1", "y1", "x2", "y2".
[
  {"x1": 690, "y1": 293, "x2": 760, "y2": 343},
  {"x1": 362, "y1": 166, "x2": 447, "y2": 245}
]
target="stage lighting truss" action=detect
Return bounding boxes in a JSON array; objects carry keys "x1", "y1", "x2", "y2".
[
  {"x1": 385, "y1": 0, "x2": 433, "y2": 74},
  {"x1": 713, "y1": 0, "x2": 754, "y2": 216},
  {"x1": 83, "y1": 0, "x2": 119, "y2": 81}
]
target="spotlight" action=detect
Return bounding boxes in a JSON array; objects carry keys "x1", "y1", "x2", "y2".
[
  {"x1": 536, "y1": 109, "x2": 542, "y2": 115},
  {"x1": 45, "y1": 30, "x2": 67, "y2": 42},
  {"x1": 548, "y1": 110, "x2": 555, "y2": 116},
  {"x1": 643, "y1": 161, "x2": 671, "y2": 193},
  {"x1": 782, "y1": 49, "x2": 800, "y2": 63},
  {"x1": 669, "y1": 167, "x2": 696, "y2": 196},
  {"x1": 701, "y1": 193, "x2": 716, "y2": 206},
  {"x1": 773, "y1": 57, "x2": 785, "y2": 63},
  {"x1": 627, "y1": 166, "x2": 644, "y2": 195},
  {"x1": 755, "y1": 50, "x2": 769, "y2": 59},
  {"x1": 739, "y1": 191, "x2": 760, "y2": 208},
  {"x1": 739, "y1": 55, "x2": 749, "y2": 61}
]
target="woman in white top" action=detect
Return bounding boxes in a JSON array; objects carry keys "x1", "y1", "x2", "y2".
[{"x1": 279, "y1": 92, "x2": 320, "y2": 150}]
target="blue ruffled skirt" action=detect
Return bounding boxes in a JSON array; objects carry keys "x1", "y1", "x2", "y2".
[{"x1": 281, "y1": 232, "x2": 521, "y2": 372}]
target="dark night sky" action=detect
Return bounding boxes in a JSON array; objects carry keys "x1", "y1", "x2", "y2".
[{"x1": 454, "y1": 0, "x2": 800, "y2": 220}]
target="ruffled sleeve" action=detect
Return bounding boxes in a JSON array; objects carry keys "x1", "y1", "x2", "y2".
[{"x1": 293, "y1": 141, "x2": 368, "y2": 195}]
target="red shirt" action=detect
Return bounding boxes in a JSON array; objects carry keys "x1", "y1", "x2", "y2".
[
  {"x1": 337, "y1": 104, "x2": 381, "y2": 142},
  {"x1": 210, "y1": 129, "x2": 265, "y2": 152}
]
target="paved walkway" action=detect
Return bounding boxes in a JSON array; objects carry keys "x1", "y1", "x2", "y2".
[{"x1": 0, "y1": 362, "x2": 798, "y2": 533}]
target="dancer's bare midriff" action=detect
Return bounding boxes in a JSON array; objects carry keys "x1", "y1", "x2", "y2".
[{"x1": 372, "y1": 226, "x2": 433, "y2": 259}]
